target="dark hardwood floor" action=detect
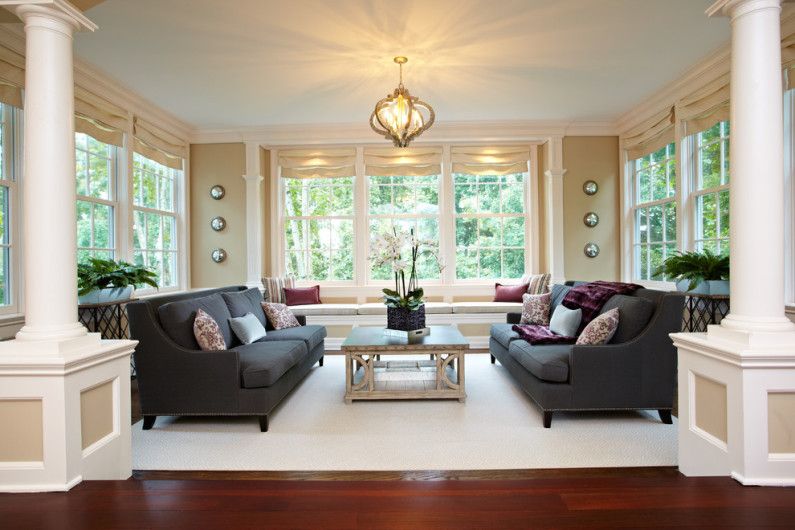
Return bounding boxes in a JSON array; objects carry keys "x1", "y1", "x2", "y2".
[{"x1": 2, "y1": 472, "x2": 795, "y2": 529}]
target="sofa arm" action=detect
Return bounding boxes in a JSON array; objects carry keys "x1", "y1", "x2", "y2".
[{"x1": 506, "y1": 312, "x2": 521, "y2": 324}]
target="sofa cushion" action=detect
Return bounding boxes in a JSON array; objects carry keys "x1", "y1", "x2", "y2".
[
  {"x1": 509, "y1": 341, "x2": 572, "y2": 383},
  {"x1": 158, "y1": 293, "x2": 234, "y2": 350},
  {"x1": 222, "y1": 288, "x2": 267, "y2": 327},
  {"x1": 233, "y1": 340, "x2": 307, "y2": 388},
  {"x1": 290, "y1": 303, "x2": 359, "y2": 316},
  {"x1": 490, "y1": 323, "x2": 521, "y2": 349},
  {"x1": 255, "y1": 324, "x2": 327, "y2": 351},
  {"x1": 357, "y1": 302, "x2": 453, "y2": 315},
  {"x1": 549, "y1": 284, "x2": 571, "y2": 313},
  {"x1": 600, "y1": 294, "x2": 655, "y2": 344},
  {"x1": 451, "y1": 302, "x2": 523, "y2": 314}
]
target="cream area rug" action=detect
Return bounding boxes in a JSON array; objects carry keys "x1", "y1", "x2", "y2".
[{"x1": 132, "y1": 354, "x2": 677, "y2": 471}]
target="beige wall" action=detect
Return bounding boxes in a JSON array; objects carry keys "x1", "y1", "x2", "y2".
[
  {"x1": 768, "y1": 392, "x2": 795, "y2": 454},
  {"x1": 694, "y1": 374, "x2": 728, "y2": 443},
  {"x1": 0, "y1": 399, "x2": 43, "y2": 462},
  {"x1": 562, "y1": 136, "x2": 620, "y2": 281},
  {"x1": 261, "y1": 148, "x2": 273, "y2": 277},
  {"x1": 190, "y1": 143, "x2": 247, "y2": 288},
  {"x1": 80, "y1": 380, "x2": 114, "y2": 450}
]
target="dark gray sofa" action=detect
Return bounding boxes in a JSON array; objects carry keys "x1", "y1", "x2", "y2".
[
  {"x1": 489, "y1": 283, "x2": 684, "y2": 428},
  {"x1": 127, "y1": 286, "x2": 325, "y2": 432}
]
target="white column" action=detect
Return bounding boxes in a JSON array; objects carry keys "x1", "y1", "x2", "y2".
[
  {"x1": 243, "y1": 142, "x2": 264, "y2": 289},
  {"x1": 11, "y1": 1, "x2": 95, "y2": 342},
  {"x1": 709, "y1": 0, "x2": 795, "y2": 343},
  {"x1": 544, "y1": 136, "x2": 566, "y2": 284},
  {"x1": 671, "y1": 0, "x2": 795, "y2": 486}
]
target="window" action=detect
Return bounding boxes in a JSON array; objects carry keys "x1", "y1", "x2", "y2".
[
  {"x1": 283, "y1": 176, "x2": 355, "y2": 281},
  {"x1": 631, "y1": 143, "x2": 677, "y2": 281},
  {"x1": 132, "y1": 152, "x2": 180, "y2": 288},
  {"x1": 692, "y1": 120, "x2": 730, "y2": 255},
  {"x1": 453, "y1": 172, "x2": 526, "y2": 280},
  {"x1": 0, "y1": 103, "x2": 18, "y2": 309},
  {"x1": 75, "y1": 132, "x2": 117, "y2": 262},
  {"x1": 368, "y1": 173, "x2": 440, "y2": 280}
]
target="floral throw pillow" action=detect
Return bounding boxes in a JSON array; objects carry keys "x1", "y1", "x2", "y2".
[
  {"x1": 576, "y1": 308, "x2": 620, "y2": 345},
  {"x1": 261, "y1": 302, "x2": 301, "y2": 330},
  {"x1": 520, "y1": 292, "x2": 551, "y2": 326},
  {"x1": 193, "y1": 308, "x2": 227, "y2": 351}
]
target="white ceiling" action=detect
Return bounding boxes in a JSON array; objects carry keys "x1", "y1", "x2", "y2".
[{"x1": 73, "y1": 0, "x2": 730, "y2": 130}]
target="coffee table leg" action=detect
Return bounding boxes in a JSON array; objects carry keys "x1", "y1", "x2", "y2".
[
  {"x1": 345, "y1": 352, "x2": 352, "y2": 402},
  {"x1": 457, "y1": 351, "x2": 466, "y2": 402}
]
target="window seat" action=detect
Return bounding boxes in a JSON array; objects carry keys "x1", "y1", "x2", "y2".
[{"x1": 286, "y1": 300, "x2": 524, "y2": 350}]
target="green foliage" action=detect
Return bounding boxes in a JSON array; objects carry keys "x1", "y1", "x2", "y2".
[
  {"x1": 77, "y1": 257, "x2": 158, "y2": 296},
  {"x1": 653, "y1": 249, "x2": 729, "y2": 290}
]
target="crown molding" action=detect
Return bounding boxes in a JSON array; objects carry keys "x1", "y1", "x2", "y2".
[
  {"x1": 190, "y1": 119, "x2": 617, "y2": 146},
  {"x1": 0, "y1": 23, "x2": 193, "y2": 142}
]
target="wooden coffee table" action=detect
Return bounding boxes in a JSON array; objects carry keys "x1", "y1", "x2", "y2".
[{"x1": 341, "y1": 326, "x2": 469, "y2": 403}]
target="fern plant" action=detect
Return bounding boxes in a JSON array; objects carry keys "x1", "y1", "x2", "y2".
[
  {"x1": 653, "y1": 249, "x2": 729, "y2": 291},
  {"x1": 77, "y1": 258, "x2": 159, "y2": 297}
]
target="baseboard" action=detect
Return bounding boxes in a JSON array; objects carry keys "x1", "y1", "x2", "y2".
[
  {"x1": 0, "y1": 474, "x2": 82, "y2": 493},
  {"x1": 731, "y1": 471, "x2": 795, "y2": 487}
]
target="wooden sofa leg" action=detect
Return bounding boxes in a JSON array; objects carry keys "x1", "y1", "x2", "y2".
[
  {"x1": 142, "y1": 415, "x2": 156, "y2": 430},
  {"x1": 543, "y1": 411, "x2": 553, "y2": 428},
  {"x1": 490, "y1": 354, "x2": 496, "y2": 364},
  {"x1": 658, "y1": 409, "x2": 673, "y2": 424},
  {"x1": 318, "y1": 356, "x2": 324, "y2": 367},
  {"x1": 259, "y1": 415, "x2": 269, "y2": 432}
]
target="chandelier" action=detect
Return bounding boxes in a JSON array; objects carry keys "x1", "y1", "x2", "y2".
[{"x1": 370, "y1": 56, "x2": 435, "y2": 148}]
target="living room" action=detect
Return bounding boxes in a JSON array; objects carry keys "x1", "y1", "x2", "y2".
[{"x1": 1, "y1": 0, "x2": 795, "y2": 527}]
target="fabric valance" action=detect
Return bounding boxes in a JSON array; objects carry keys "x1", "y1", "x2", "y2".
[
  {"x1": 677, "y1": 73, "x2": 730, "y2": 134},
  {"x1": 364, "y1": 146, "x2": 441, "y2": 176},
  {"x1": 450, "y1": 145, "x2": 530, "y2": 176},
  {"x1": 74, "y1": 86, "x2": 129, "y2": 147},
  {"x1": 0, "y1": 46, "x2": 24, "y2": 108},
  {"x1": 279, "y1": 148, "x2": 356, "y2": 179},
  {"x1": 133, "y1": 117, "x2": 187, "y2": 170},
  {"x1": 621, "y1": 106, "x2": 675, "y2": 160}
]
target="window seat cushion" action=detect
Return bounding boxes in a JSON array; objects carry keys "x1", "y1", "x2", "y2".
[
  {"x1": 452, "y1": 301, "x2": 523, "y2": 314},
  {"x1": 288, "y1": 303, "x2": 359, "y2": 316}
]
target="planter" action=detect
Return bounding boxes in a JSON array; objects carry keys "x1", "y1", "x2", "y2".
[
  {"x1": 675, "y1": 279, "x2": 729, "y2": 296},
  {"x1": 78, "y1": 286, "x2": 134, "y2": 305},
  {"x1": 387, "y1": 304, "x2": 426, "y2": 332}
]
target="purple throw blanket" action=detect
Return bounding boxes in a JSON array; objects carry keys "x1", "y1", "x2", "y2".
[
  {"x1": 511, "y1": 324, "x2": 576, "y2": 345},
  {"x1": 561, "y1": 280, "x2": 642, "y2": 331}
]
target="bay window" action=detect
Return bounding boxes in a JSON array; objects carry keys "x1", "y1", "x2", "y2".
[
  {"x1": 691, "y1": 120, "x2": 730, "y2": 254},
  {"x1": 0, "y1": 102, "x2": 19, "y2": 310},
  {"x1": 630, "y1": 143, "x2": 677, "y2": 281},
  {"x1": 75, "y1": 132, "x2": 118, "y2": 262}
]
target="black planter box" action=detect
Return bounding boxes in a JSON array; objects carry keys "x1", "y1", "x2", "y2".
[{"x1": 387, "y1": 304, "x2": 426, "y2": 332}]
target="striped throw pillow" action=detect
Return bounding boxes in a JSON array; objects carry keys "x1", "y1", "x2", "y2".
[
  {"x1": 261, "y1": 276, "x2": 296, "y2": 304},
  {"x1": 521, "y1": 273, "x2": 551, "y2": 295}
]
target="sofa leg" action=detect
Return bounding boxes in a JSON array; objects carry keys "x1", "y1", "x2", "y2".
[
  {"x1": 490, "y1": 354, "x2": 496, "y2": 364},
  {"x1": 543, "y1": 411, "x2": 553, "y2": 428},
  {"x1": 319, "y1": 356, "x2": 324, "y2": 367},
  {"x1": 259, "y1": 415, "x2": 269, "y2": 432},
  {"x1": 142, "y1": 415, "x2": 156, "y2": 430},
  {"x1": 658, "y1": 409, "x2": 673, "y2": 424}
]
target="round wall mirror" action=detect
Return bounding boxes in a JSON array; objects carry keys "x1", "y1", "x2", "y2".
[
  {"x1": 584, "y1": 243, "x2": 600, "y2": 258},
  {"x1": 210, "y1": 185, "x2": 226, "y2": 200},
  {"x1": 583, "y1": 212, "x2": 599, "y2": 227},
  {"x1": 211, "y1": 248, "x2": 227, "y2": 263},
  {"x1": 583, "y1": 180, "x2": 598, "y2": 195},
  {"x1": 210, "y1": 216, "x2": 227, "y2": 231}
]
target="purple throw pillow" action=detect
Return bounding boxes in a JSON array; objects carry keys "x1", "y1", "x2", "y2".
[
  {"x1": 283, "y1": 285, "x2": 321, "y2": 306},
  {"x1": 493, "y1": 283, "x2": 530, "y2": 303}
]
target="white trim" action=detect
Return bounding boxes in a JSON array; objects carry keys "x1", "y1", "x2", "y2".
[
  {"x1": 243, "y1": 141, "x2": 264, "y2": 288},
  {"x1": 544, "y1": 136, "x2": 566, "y2": 284},
  {"x1": 191, "y1": 120, "x2": 617, "y2": 145}
]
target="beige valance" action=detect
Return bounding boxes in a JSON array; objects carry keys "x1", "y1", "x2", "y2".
[
  {"x1": 677, "y1": 73, "x2": 730, "y2": 134},
  {"x1": 133, "y1": 117, "x2": 187, "y2": 170},
  {"x1": 0, "y1": 46, "x2": 24, "y2": 108},
  {"x1": 279, "y1": 147, "x2": 356, "y2": 179},
  {"x1": 451, "y1": 145, "x2": 530, "y2": 175},
  {"x1": 782, "y1": 32, "x2": 795, "y2": 91},
  {"x1": 621, "y1": 106, "x2": 675, "y2": 160},
  {"x1": 364, "y1": 146, "x2": 441, "y2": 177},
  {"x1": 74, "y1": 86, "x2": 129, "y2": 147}
]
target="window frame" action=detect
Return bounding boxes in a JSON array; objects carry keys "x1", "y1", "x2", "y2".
[
  {"x1": 689, "y1": 120, "x2": 730, "y2": 255},
  {"x1": 0, "y1": 103, "x2": 21, "y2": 316}
]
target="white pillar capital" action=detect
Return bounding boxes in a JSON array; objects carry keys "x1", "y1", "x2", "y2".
[
  {"x1": 1, "y1": 0, "x2": 97, "y2": 32},
  {"x1": 707, "y1": 0, "x2": 781, "y2": 20}
]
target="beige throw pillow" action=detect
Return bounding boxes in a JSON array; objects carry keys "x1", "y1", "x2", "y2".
[
  {"x1": 261, "y1": 302, "x2": 301, "y2": 330},
  {"x1": 576, "y1": 308, "x2": 620, "y2": 345},
  {"x1": 520, "y1": 292, "x2": 551, "y2": 326},
  {"x1": 193, "y1": 308, "x2": 227, "y2": 351}
]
